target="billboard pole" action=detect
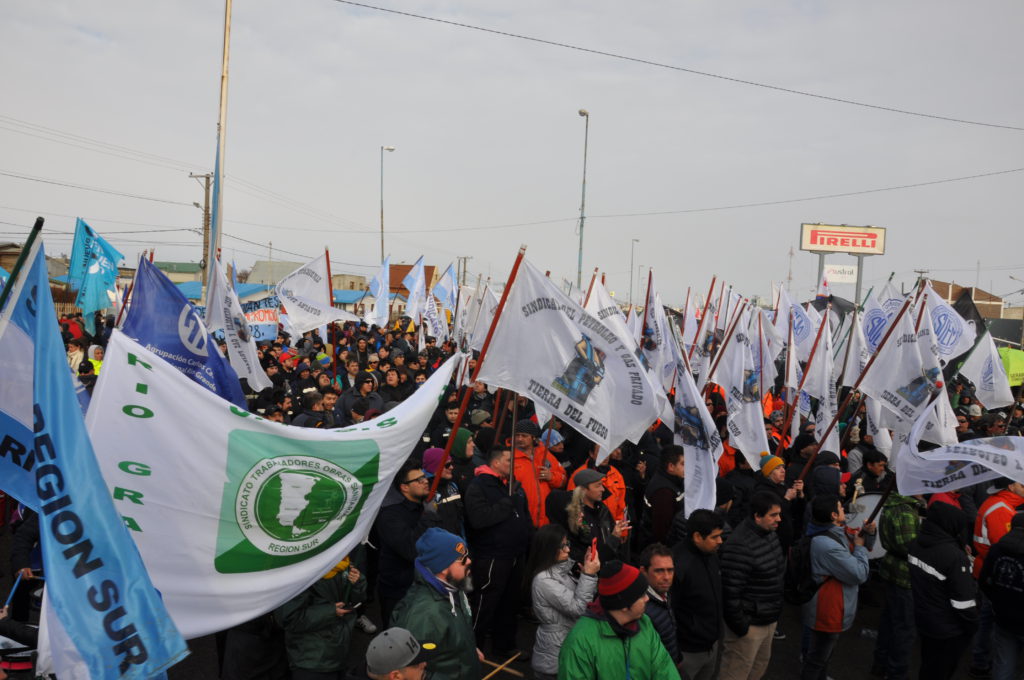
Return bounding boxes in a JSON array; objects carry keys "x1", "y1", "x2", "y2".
[{"x1": 853, "y1": 254, "x2": 866, "y2": 305}]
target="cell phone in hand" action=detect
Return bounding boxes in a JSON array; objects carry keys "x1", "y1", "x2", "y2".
[{"x1": 588, "y1": 538, "x2": 598, "y2": 561}]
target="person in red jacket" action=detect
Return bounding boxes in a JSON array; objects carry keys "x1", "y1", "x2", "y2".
[
  {"x1": 970, "y1": 478, "x2": 1024, "y2": 677},
  {"x1": 512, "y1": 419, "x2": 566, "y2": 527}
]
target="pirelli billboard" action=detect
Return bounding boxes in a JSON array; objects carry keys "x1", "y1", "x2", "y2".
[{"x1": 800, "y1": 224, "x2": 886, "y2": 256}]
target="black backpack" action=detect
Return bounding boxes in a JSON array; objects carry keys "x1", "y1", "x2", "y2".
[{"x1": 784, "y1": 531, "x2": 845, "y2": 605}]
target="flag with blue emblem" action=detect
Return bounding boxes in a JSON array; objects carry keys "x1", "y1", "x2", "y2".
[
  {"x1": 432, "y1": 262, "x2": 458, "y2": 313},
  {"x1": 121, "y1": 257, "x2": 246, "y2": 407},
  {"x1": 0, "y1": 240, "x2": 188, "y2": 678},
  {"x1": 68, "y1": 218, "x2": 124, "y2": 322}
]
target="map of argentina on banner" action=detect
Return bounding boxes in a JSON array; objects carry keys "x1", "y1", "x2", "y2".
[
  {"x1": 87, "y1": 330, "x2": 457, "y2": 638},
  {"x1": 475, "y1": 259, "x2": 663, "y2": 453}
]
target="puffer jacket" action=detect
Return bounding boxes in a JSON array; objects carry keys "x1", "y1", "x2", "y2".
[
  {"x1": 720, "y1": 516, "x2": 786, "y2": 636},
  {"x1": 800, "y1": 523, "x2": 870, "y2": 633},
  {"x1": 908, "y1": 502, "x2": 978, "y2": 640},
  {"x1": 530, "y1": 560, "x2": 598, "y2": 675},
  {"x1": 390, "y1": 562, "x2": 481, "y2": 680},
  {"x1": 274, "y1": 569, "x2": 366, "y2": 672},
  {"x1": 643, "y1": 588, "x2": 679, "y2": 663}
]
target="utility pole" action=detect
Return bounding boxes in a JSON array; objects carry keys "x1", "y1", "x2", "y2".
[
  {"x1": 191, "y1": 172, "x2": 213, "y2": 267},
  {"x1": 456, "y1": 255, "x2": 472, "y2": 288}
]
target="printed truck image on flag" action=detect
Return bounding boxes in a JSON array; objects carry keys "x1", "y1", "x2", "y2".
[
  {"x1": 552, "y1": 334, "x2": 606, "y2": 406},
  {"x1": 87, "y1": 330, "x2": 458, "y2": 638}
]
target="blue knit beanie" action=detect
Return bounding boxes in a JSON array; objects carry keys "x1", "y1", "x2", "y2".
[{"x1": 416, "y1": 527, "x2": 468, "y2": 574}]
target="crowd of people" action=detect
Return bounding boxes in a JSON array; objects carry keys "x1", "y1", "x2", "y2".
[{"x1": 3, "y1": 310, "x2": 1024, "y2": 680}]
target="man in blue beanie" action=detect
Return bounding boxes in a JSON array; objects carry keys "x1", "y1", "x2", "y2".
[{"x1": 390, "y1": 527, "x2": 482, "y2": 680}]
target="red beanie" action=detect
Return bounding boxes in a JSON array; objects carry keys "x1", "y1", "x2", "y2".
[{"x1": 598, "y1": 561, "x2": 648, "y2": 611}]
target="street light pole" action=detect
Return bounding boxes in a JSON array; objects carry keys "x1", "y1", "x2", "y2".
[
  {"x1": 576, "y1": 109, "x2": 589, "y2": 289},
  {"x1": 380, "y1": 145, "x2": 395, "y2": 262},
  {"x1": 629, "y1": 238, "x2": 639, "y2": 305}
]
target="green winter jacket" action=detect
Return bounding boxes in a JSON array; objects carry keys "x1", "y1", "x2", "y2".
[
  {"x1": 390, "y1": 562, "x2": 480, "y2": 680},
  {"x1": 275, "y1": 569, "x2": 366, "y2": 673},
  {"x1": 558, "y1": 609, "x2": 681, "y2": 680}
]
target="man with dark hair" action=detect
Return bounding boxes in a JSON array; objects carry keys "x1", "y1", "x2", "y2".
[
  {"x1": 847, "y1": 448, "x2": 890, "y2": 496},
  {"x1": 374, "y1": 461, "x2": 433, "y2": 626},
  {"x1": 512, "y1": 419, "x2": 566, "y2": 527},
  {"x1": 643, "y1": 445, "x2": 686, "y2": 546},
  {"x1": 340, "y1": 370, "x2": 384, "y2": 417},
  {"x1": 639, "y1": 543, "x2": 678, "y2": 663},
  {"x1": 672, "y1": 509, "x2": 725, "y2": 680},
  {"x1": 719, "y1": 491, "x2": 786, "y2": 680},
  {"x1": 290, "y1": 391, "x2": 326, "y2": 428},
  {"x1": 800, "y1": 494, "x2": 873, "y2": 680},
  {"x1": 463, "y1": 445, "x2": 532, "y2": 659}
]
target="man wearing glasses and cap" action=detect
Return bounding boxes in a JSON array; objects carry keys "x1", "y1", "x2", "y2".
[
  {"x1": 390, "y1": 528, "x2": 483, "y2": 680},
  {"x1": 363, "y1": 627, "x2": 435, "y2": 680}
]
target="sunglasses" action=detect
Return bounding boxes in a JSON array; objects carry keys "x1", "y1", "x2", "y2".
[{"x1": 403, "y1": 475, "x2": 428, "y2": 485}]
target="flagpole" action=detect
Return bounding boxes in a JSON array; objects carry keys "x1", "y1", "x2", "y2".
[
  {"x1": 713, "y1": 280, "x2": 726, "y2": 328},
  {"x1": 640, "y1": 269, "x2": 653, "y2": 339},
  {"x1": 757, "y1": 312, "x2": 766, "y2": 399},
  {"x1": 204, "y1": 0, "x2": 232, "y2": 305},
  {"x1": 114, "y1": 250, "x2": 148, "y2": 328},
  {"x1": 777, "y1": 303, "x2": 830, "y2": 449},
  {"x1": 583, "y1": 268, "x2": 599, "y2": 307},
  {"x1": 429, "y1": 246, "x2": 527, "y2": 497},
  {"x1": 836, "y1": 308, "x2": 858, "y2": 387},
  {"x1": 798, "y1": 297, "x2": 914, "y2": 481},
  {"x1": 681, "y1": 287, "x2": 691, "y2": 340},
  {"x1": 324, "y1": 247, "x2": 338, "y2": 378},
  {"x1": 702, "y1": 301, "x2": 749, "y2": 396},
  {"x1": 0, "y1": 217, "x2": 44, "y2": 312},
  {"x1": 689, "y1": 276, "x2": 717, "y2": 360}
]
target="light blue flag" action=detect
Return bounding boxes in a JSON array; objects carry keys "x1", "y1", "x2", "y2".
[
  {"x1": 0, "y1": 241, "x2": 189, "y2": 678},
  {"x1": 401, "y1": 255, "x2": 426, "y2": 320},
  {"x1": 0, "y1": 264, "x2": 9, "y2": 288},
  {"x1": 432, "y1": 262, "x2": 458, "y2": 313},
  {"x1": 70, "y1": 218, "x2": 124, "y2": 316}
]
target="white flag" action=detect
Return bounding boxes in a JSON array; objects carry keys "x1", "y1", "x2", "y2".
[
  {"x1": 924, "y1": 282, "x2": 976, "y2": 361},
  {"x1": 88, "y1": 330, "x2": 458, "y2": 638},
  {"x1": 402, "y1": 256, "x2": 427, "y2": 320},
  {"x1": 206, "y1": 258, "x2": 272, "y2": 392},
  {"x1": 896, "y1": 401, "x2": 1020, "y2": 496},
  {"x1": 626, "y1": 305, "x2": 642, "y2": 344},
  {"x1": 423, "y1": 291, "x2": 448, "y2": 342},
  {"x1": 469, "y1": 287, "x2": 500, "y2": 352},
  {"x1": 276, "y1": 254, "x2": 358, "y2": 336},
  {"x1": 713, "y1": 307, "x2": 770, "y2": 468},
  {"x1": 960, "y1": 331, "x2": 1014, "y2": 409},
  {"x1": 912, "y1": 301, "x2": 959, "y2": 445},
  {"x1": 862, "y1": 283, "x2": 905, "y2": 353},
  {"x1": 680, "y1": 290, "x2": 699, "y2": 353},
  {"x1": 475, "y1": 259, "x2": 663, "y2": 453},
  {"x1": 863, "y1": 396, "x2": 893, "y2": 455},
  {"x1": 840, "y1": 312, "x2": 870, "y2": 388},
  {"x1": 674, "y1": 357, "x2": 723, "y2": 517},
  {"x1": 860, "y1": 305, "x2": 942, "y2": 423},
  {"x1": 641, "y1": 271, "x2": 678, "y2": 393},
  {"x1": 802, "y1": 311, "x2": 841, "y2": 453},
  {"x1": 364, "y1": 256, "x2": 390, "y2": 330}
]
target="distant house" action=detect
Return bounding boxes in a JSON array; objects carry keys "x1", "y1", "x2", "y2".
[
  {"x1": 389, "y1": 263, "x2": 438, "y2": 296},
  {"x1": 930, "y1": 280, "x2": 1003, "y2": 319},
  {"x1": 154, "y1": 261, "x2": 202, "y2": 284}
]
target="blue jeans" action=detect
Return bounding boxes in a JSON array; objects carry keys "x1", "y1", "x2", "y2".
[
  {"x1": 873, "y1": 582, "x2": 915, "y2": 680},
  {"x1": 992, "y1": 623, "x2": 1024, "y2": 680}
]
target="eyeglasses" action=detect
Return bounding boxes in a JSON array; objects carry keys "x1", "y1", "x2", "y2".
[
  {"x1": 403, "y1": 475, "x2": 429, "y2": 485},
  {"x1": 458, "y1": 555, "x2": 470, "y2": 565}
]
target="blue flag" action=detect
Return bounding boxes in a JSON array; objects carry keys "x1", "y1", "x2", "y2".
[
  {"x1": 122, "y1": 258, "x2": 247, "y2": 407},
  {"x1": 69, "y1": 218, "x2": 124, "y2": 316},
  {"x1": 0, "y1": 241, "x2": 188, "y2": 678},
  {"x1": 0, "y1": 264, "x2": 9, "y2": 288}
]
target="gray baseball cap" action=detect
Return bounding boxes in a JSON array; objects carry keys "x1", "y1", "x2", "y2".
[{"x1": 365, "y1": 627, "x2": 435, "y2": 675}]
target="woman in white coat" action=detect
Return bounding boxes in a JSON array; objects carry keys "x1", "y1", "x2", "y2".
[{"x1": 526, "y1": 523, "x2": 601, "y2": 680}]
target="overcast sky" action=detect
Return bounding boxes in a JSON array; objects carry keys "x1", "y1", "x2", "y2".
[{"x1": 2, "y1": 1, "x2": 1022, "y2": 307}]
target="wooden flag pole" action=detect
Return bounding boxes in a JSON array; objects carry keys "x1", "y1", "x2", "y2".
[
  {"x1": 640, "y1": 268, "x2": 654, "y2": 340},
  {"x1": 689, "y1": 276, "x2": 717, "y2": 359},
  {"x1": 798, "y1": 297, "x2": 913, "y2": 481},
  {"x1": 324, "y1": 247, "x2": 339, "y2": 378},
  {"x1": 778, "y1": 304, "x2": 831, "y2": 451},
  {"x1": 429, "y1": 246, "x2": 527, "y2": 497},
  {"x1": 701, "y1": 300, "x2": 748, "y2": 398},
  {"x1": 0, "y1": 217, "x2": 44, "y2": 312},
  {"x1": 583, "y1": 268, "x2": 599, "y2": 307}
]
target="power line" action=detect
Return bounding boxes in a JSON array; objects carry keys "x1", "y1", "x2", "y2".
[
  {"x1": 0, "y1": 170, "x2": 194, "y2": 207},
  {"x1": 330, "y1": 0, "x2": 1024, "y2": 132}
]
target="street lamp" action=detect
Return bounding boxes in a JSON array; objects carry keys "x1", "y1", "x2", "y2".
[
  {"x1": 629, "y1": 239, "x2": 639, "y2": 305},
  {"x1": 576, "y1": 109, "x2": 589, "y2": 289},
  {"x1": 380, "y1": 145, "x2": 395, "y2": 262}
]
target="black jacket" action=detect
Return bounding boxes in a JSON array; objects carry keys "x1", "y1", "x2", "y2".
[
  {"x1": 672, "y1": 536, "x2": 723, "y2": 653},
  {"x1": 643, "y1": 471, "x2": 684, "y2": 546},
  {"x1": 644, "y1": 589, "x2": 679, "y2": 663},
  {"x1": 290, "y1": 409, "x2": 325, "y2": 428},
  {"x1": 720, "y1": 517, "x2": 785, "y2": 636},
  {"x1": 372, "y1": 489, "x2": 428, "y2": 596},
  {"x1": 980, "y1": 526, "x2": 1024, "y2": 634},
  {"x1": 464, "y1": 468, "x2": 532, "y2": 559},
  {"x1": 908, "y1": 502, "x2": 978, "y2": 640},
  {"x1": 753, "y1": 476, "x2": 803, "y2": 551},
  {"x1": 724, "y1": 467, "x2": 757, "y2": 528}
]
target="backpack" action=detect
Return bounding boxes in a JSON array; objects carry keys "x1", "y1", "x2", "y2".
[{"x1": 784, "y1": 531, "x2": 845, "y2": 605}]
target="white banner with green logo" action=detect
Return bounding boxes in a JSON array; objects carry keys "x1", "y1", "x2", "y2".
[{"x1": 87, "y1": 330, "x2": 457, "y2": 638}]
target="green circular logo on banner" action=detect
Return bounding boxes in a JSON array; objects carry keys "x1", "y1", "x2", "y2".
[{"x1": 236, "y1": 456, "x2": 362, "y2": 556}]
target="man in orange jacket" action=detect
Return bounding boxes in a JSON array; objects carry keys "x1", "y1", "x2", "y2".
[
  {"x1": 970, "y1": 478, "x2": 1024, "y2": 676},
  {"x1": 512, "y1": 419, "x2": 566, "y2": 527}
]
